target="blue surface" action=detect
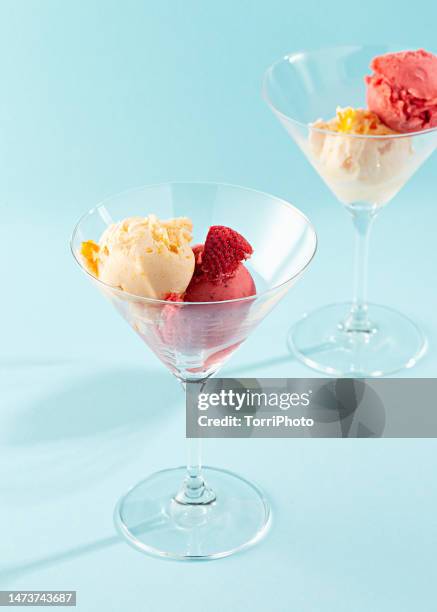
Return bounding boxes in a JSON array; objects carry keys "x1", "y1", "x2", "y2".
[{"x1": 1, "y1": 1, "x2": 436, "y2": 610}]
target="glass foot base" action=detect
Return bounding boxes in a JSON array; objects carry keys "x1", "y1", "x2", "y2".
[
  {"x1": 289, "y1": 302, "x2": 427, "y2": 377},
  {"x1": 114, "y1": 466, "x2": 271, "y2": 560}
]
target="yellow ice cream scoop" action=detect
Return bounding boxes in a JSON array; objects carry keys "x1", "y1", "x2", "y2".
[{"x1": 81, "y1": 215, "x2": 195, "y2": 299}]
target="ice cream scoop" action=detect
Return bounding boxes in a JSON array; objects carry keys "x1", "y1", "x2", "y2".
[
  {"x1": 184, "y1": 226, "x2": 256, "y2": 302},
  {"x1": 81, "y1": 215, "x2": 195, "y2": 299},
  {"x1": 159, "y1": 226, "x2": 256, "y2": 373},
  {"x1": 366, "y1": 49, "x2": 437, "y2": 133},
  {"x1": 309, "y1": 107, "x2": 411, "y2": 205}
]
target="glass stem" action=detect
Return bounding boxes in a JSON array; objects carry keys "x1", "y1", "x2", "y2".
[
  {"x1": 344, "y1": 205, "x2": 377, "y2": 332},
  {"x1": 174, "y1": 382, "x2": 216, "y2": 505}
]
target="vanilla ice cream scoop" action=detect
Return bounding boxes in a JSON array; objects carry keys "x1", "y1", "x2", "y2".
[
  {"x1": 309, "y1": 107, "x2": 412, "y2": 206},
  {"x1": 81, "y1": 215, "x2": 195, "y2": 299}
]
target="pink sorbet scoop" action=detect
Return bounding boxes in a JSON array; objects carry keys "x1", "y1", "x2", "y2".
[{"x1": 366, "y1": 49, "x2": 437, "y2": 133}]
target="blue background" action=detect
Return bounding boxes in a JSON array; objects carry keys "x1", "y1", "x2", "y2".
[{"x1": 1, "y1": 1, "x2": 436, "y2": 610}]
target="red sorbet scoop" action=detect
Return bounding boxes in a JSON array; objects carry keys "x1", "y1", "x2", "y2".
[
  {"x1": 184, "y1": 226, "x2": 256, "y2": 302},
  {"x1": 366, "y1": 49, "x2": 437, "y2": 133},
  {"x1": 158, "y1": 226, "x2": 256, "y2": 374}
]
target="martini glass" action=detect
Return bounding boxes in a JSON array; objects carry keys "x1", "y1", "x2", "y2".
[
  {"x1": 263, "y1": 45, "x2": 437, "y2": 377},
  {"x1": 71, "y1": 182, "x2": 317, "y2": 560}
]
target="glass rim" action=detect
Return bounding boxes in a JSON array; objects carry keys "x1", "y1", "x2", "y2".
[
  {"x1": 70, "y1": 180, "x2": 318, "y2": 307},
  {"x1": 262, "y1": 45, "x2": 437, "y2": 141}
]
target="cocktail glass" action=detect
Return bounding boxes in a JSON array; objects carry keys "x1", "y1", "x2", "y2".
[
  {"x1": 71, "y1": 182, "x2": 317, "y2": 560},
  {"x1": 264, "y1": 45, "x2": 437, "y2": 376}
]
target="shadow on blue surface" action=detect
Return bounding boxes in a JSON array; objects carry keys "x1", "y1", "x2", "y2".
[
  {"x1": 0, "y1": 535, "x2": 123, "y2": 586},
  {"x1": 6, "y1": 367, "x2": 181, "y2": 445},
  {"x1": 1, "y1": 366, "x2": 182, "y2": 504},
  {"x1": 0, "y1": 366, "x2": 183, "y2": 584}
]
